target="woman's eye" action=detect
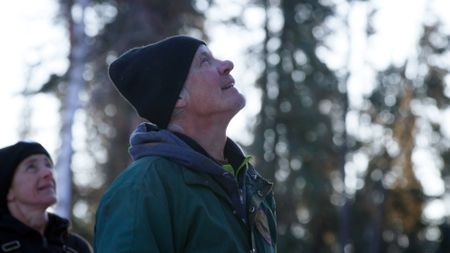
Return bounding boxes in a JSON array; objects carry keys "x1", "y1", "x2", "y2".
[{"x1": 26, "y1": 165, "x2": 37, "y2": 172}]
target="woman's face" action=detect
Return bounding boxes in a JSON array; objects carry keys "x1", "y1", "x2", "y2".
[{"x1": 7, "y1": 154, "x2": 57, "y2": 210}]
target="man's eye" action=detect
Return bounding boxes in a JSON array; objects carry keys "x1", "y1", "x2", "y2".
[{"x1": 201, "y1": 57, "x2": 210, "y2": 64}]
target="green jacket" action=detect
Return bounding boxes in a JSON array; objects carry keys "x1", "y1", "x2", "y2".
[{"x1": 94, "y1": 123, "x2": 276, "y2": 253}]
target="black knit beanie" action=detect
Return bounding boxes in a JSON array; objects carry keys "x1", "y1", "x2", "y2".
[
  {"x1": 109, "y1": 35, "x2": 206, "y2": 128},
  {"x1": 0, "y1": 141, "x2": 51, "y2": 211}
]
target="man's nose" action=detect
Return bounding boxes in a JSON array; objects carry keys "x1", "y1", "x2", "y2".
[{"x1": 219, "y1": 60, "x2": 234, "y2": 75}]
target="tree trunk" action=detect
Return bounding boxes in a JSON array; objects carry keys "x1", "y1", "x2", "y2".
[{"x1": 54, "y1": 0, "x2": 89, "y2": 218}]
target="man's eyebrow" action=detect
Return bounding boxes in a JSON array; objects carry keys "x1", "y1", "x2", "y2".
[
  {"x1": 199, "y1": 51, "x2": 212, "y2": 58},
  {"x1": 194, "y1": 51, "x2": 210, "y2": 64}
]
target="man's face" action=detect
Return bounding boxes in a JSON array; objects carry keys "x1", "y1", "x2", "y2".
[{"x1": 182, "y1": 45, "x2": 246, "y2": 120}]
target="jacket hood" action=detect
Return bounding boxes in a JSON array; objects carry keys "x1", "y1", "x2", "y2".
[{"x1": 128, "y1": 122, "x2": 246, "y2": 177}]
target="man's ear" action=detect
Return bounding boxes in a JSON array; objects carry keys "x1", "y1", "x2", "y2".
[
  {"x1": 175, "y1": 97, "x2": 187, "y2": 108},
  {"x1": 7, "y1": 189, "x2": 15, "y2": 202},
  {"x1": 175, "y1": 90, "x2": 188, "y2": 108}
]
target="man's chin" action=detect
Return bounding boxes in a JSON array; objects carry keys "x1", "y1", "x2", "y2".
[{"x1": 237, "y1": 96, "x2": 246, "y2": 110}]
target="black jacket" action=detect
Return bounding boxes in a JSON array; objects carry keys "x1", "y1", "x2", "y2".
[{"x1": 0, "y1": 211, "x2": 91, "y2": 253}]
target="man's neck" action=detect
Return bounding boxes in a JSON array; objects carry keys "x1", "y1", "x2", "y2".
[
  {"x1": 169, "y1": 118, "x2": 229, "y2": 161},
  {"x1": 190, "y1": 130, "x2": 227, "y2": 161}
]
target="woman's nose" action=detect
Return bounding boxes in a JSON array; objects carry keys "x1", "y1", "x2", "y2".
[{"x1": 41, "y1": 166, "x2": 54, "y2": 179}]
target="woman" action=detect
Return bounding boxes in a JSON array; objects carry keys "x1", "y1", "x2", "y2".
[{"x1": 0, "y1": 141, "x2": 92, "y2": 253}]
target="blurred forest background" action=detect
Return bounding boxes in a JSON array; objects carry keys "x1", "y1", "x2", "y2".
[{"x1": 3, "y1": 0, "x2": 450, "y2": 252}]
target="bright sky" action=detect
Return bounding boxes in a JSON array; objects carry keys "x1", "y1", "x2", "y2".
[
  {"x1": 0, "y1": 0, "x2": 65, "y2": 152},
  {"x1": 1, "y1": 0, "x2": 450, "y2": 219}
]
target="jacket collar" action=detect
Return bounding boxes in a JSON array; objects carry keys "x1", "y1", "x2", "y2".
[{"x1": 0, "y1": 211, "x2": 69, "y2": 243}]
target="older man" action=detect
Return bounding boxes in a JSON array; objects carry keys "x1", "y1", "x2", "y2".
[{"x1": 94, "y1": 35, "x2": 277, "y2": 253}]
